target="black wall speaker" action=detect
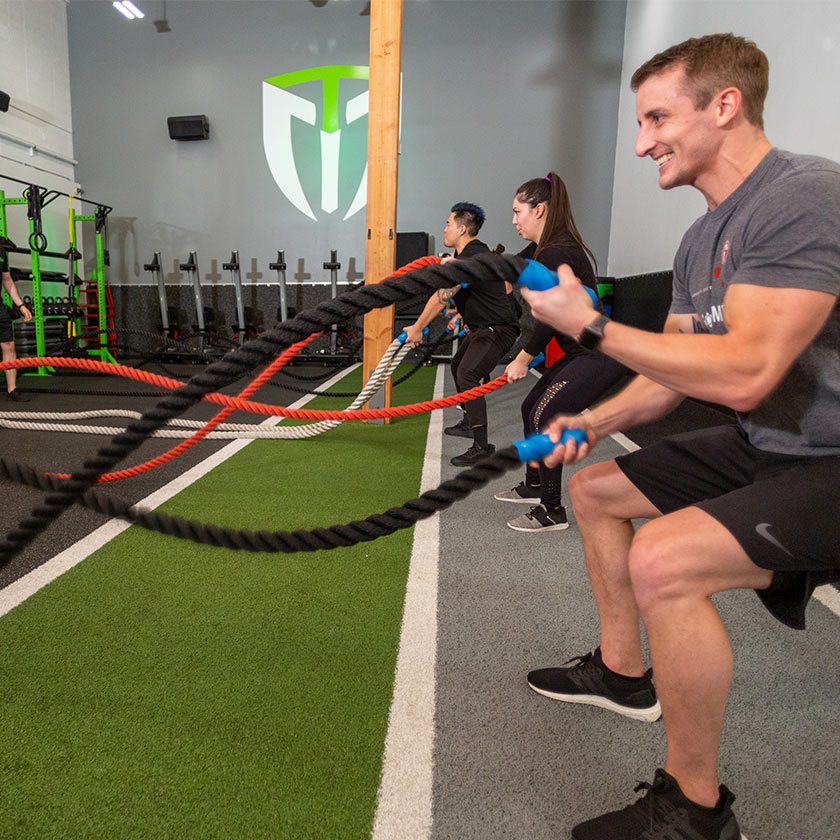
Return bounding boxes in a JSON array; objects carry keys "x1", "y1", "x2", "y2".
[
  {"x1": 0, "y1": 91, "x2": 10, "y2": 113},
  {"x1": 167, "y1": 114, "x2": 209, "y2": 141},
  {"x1": 395, "y1": 232, "x2": 430, "y2": 270}
]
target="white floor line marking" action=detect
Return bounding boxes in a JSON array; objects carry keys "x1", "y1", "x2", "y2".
[
  {"x1": 371, "y1": 364, "x2": 443, "y2": 840},
  {"x1": 565, "y1": 407, "x2": 640, "y2": 455},
  {"x1": 814, "y1": 585, "x2": 840, "y2": 619},
  {"x1": 0, "y1": 363, "x2": 361, "y2": 618},
  {"x1": 609, "y1": 430, "x2": 640, "y2": 453}
]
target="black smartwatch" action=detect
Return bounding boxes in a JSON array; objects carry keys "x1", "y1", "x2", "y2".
[{"x1": 579, "y1": 314, "x2": 611, "y2": 351}]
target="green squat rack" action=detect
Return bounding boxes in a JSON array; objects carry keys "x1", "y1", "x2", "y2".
[{"x1": 0, "y1": 173, "x2": 115, "y2": 374}]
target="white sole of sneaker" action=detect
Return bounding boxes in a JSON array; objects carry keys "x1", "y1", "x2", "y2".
[
  {"x1": 493, "y1": 493, "x2": 541, "y2": 504},
  {"x1": 506, "y1": 520, "x2": 570, "y2": 532},
  {"x1": 527, "y1": 684, "x2": 661, "y2": 722}
]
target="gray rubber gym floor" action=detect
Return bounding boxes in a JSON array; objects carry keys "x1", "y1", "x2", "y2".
[{"x1": 432, "y1": 368, "x2": 840, "y2": 840}]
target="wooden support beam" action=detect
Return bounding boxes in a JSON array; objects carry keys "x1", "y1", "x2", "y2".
[{"x1": 362, "y1": 0, "x2": 403, "y2": 416}]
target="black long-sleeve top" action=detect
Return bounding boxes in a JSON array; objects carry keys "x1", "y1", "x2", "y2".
[
  {"x1": 519, "y1": 241, "x2": 597, "y2": 359},
  {"x1": 451, "y1": 239, "x2": 520, "y2": 331}
]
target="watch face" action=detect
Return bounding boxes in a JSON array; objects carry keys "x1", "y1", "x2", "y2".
[
  {"x1": 581, "y1": 315, "x2": 608, "y2": 351},
  {"x1": 580, "y1": 330, "x2": 599, "y2": 351}
]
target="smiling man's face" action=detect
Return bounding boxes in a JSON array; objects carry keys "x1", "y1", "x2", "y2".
[{"x1": 634, "y1": 64, "x2": 722, "y2": 192}]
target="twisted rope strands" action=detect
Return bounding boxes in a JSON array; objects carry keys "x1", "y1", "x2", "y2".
[
  {"x1": 0, "y1": 252, "x2": 525, "y2": 564},
  {"x1": 0, "y1": 447, "x2": 522, "y2": 552}
]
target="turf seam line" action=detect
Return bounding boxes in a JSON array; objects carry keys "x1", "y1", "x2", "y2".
[
  {"x1": 371, "y1": 364, "x2": 444, "y2": 840},
  {"x1": 0, "y1": 363, "x2": 361, "y2": 618}
]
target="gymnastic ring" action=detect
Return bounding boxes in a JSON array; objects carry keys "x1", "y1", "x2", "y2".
[{"x1": 29, "y1": 231, "x2": 48, "y2": 253}]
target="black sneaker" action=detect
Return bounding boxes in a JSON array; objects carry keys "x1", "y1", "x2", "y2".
[
  {"x1": 493, "y1": 482, "x2": 542, "y2": 503},
  {"x1": 507, "y1": 504, "x2": 569, "y2": 532},
  {"x1": 527, "y1": 647, "x2": 660, "y2": 722},
  {"x1": 450, "y1": 442, "x2": 495, "y2": 467},
  {"x1": 7, "y1": 389, "x2": 30, "y2": 402},
  {"x1": 444, "y1": 418, "x2": 472, "y2": 438},
  {"x1": 572, "y1": 768, "x2": 743, "y2": 840}
]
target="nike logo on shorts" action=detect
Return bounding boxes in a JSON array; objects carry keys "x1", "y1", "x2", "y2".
[{"x1": 755, "y1": 523, "x2": 793, "y2": 557}]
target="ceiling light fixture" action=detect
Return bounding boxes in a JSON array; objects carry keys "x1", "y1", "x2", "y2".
[
  {"x1": 112, "y1": 1, "x2": 136, "y2": 20},
  {"x1": 121, "y1": 1, "x2": 145, "y2": 18}
]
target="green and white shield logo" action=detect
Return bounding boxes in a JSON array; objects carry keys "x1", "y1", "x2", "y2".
[{"x1": 263, "y1": 65, "x2": 371, "y2": 221}]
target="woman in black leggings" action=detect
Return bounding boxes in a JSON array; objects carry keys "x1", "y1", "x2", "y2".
[{"x1": 494, "y1": 172, "x2": 628, "y2": 532}]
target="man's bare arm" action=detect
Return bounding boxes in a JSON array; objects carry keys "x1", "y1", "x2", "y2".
[
  {"x1": 404, "y1": 290, "x2": 454, "y2": 344},
  {"x1": 566, "y1": 314, "x2": 691, "y2": 439},
  {"x1": 596, "y1": 285, "x2": 835, "y2": 411},
  {"x1": 523, "y1": 267, "x2": 836, "y2": 412},
  {"x1": 2, "y1": 270, "x2": 25, "y2": 306}
]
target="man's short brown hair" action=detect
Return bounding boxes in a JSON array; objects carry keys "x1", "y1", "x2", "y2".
[{"x1": 631, "y1": 33, "x2": 769, "y2": 129}]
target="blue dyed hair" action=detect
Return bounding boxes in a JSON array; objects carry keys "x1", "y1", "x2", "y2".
[{"x1": 450, "y1": 202, "x2": 486, "y2": 236}]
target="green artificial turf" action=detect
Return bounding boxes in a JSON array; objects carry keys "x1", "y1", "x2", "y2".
[{"x1": 0, "y1": 365, "x2": 437, "y2": 840}]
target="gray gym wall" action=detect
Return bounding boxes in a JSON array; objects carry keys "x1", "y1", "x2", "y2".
[
  {"x1": 608, "y1": 0, "x2": 840, "y2": 277},
  {"x1": 66, "y1": 0, "x2": 627, "y2": 306},
  {"x1": 0, "y1": 0, "x2": 76, "y2": 276}
]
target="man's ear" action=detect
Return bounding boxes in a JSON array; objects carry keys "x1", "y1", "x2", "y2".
[{"x1": 716, "y1": 86, "x2": 742, "y2": 127}]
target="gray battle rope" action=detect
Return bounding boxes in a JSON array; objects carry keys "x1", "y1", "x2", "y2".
[{"x1": 0, "y1": 252, "x2": 526, "y2": 565}]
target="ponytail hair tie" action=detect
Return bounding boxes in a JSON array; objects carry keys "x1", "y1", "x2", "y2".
[{"x1": 544, "y1": 174, "x2": 552, "y2": 182}]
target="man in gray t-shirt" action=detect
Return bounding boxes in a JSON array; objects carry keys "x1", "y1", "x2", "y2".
[
  {"x1": 518, "y1": 34, "x2": 840, "y2": 840},
  {"x1": 671, "y1": 147, "x2": 840, "y2": 456}
]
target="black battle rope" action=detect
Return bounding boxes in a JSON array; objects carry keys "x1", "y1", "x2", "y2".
[
  {"x1": 78, "y1": 326, "x2": 203, "y2": 352},
  {"x1": 0, "y1": 252, "x2": 526, "y2": 565},
  {"x1": 0, "y1": 447, "x2": 521, "y2": 552},
  {"x1": 22, "y1": 386, "x2": 172, "y2": 399},
  {"x1": 134, "y1": 336, "x2": 364, "y2": 392}
]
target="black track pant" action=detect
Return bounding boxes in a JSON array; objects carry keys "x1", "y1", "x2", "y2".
[
  {"x1": 521, "y1": 352, "x2": 628, "y2": 510},
  {"x1": 451, "y1": 325, "x2": 519, "y2": 431}
]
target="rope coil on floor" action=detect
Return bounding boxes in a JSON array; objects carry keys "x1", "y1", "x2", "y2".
[{"x1": 0, "y1": 251, "x2": 527, "y2": 564}]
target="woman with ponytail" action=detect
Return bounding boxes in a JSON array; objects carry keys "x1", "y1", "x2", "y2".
[{"x1": 495, "y1": 172, "x2": 628, "y2": 532}]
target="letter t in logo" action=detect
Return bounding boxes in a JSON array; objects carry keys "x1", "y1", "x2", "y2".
[{"x1": 262, "y1": 65, "x2": 370, "y2": 221}]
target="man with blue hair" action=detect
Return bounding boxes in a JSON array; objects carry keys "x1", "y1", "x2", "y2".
[{"x1": 405, "y1": 202, "x2": 520, "y2": 465}]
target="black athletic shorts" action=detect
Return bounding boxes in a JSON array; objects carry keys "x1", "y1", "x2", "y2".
[
  {"x1": 616, "y1": 424, "x2": 840, "y2": 629},
  {"x1": 0, "y1": 304, "x2": 13, "y2": 343}
]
